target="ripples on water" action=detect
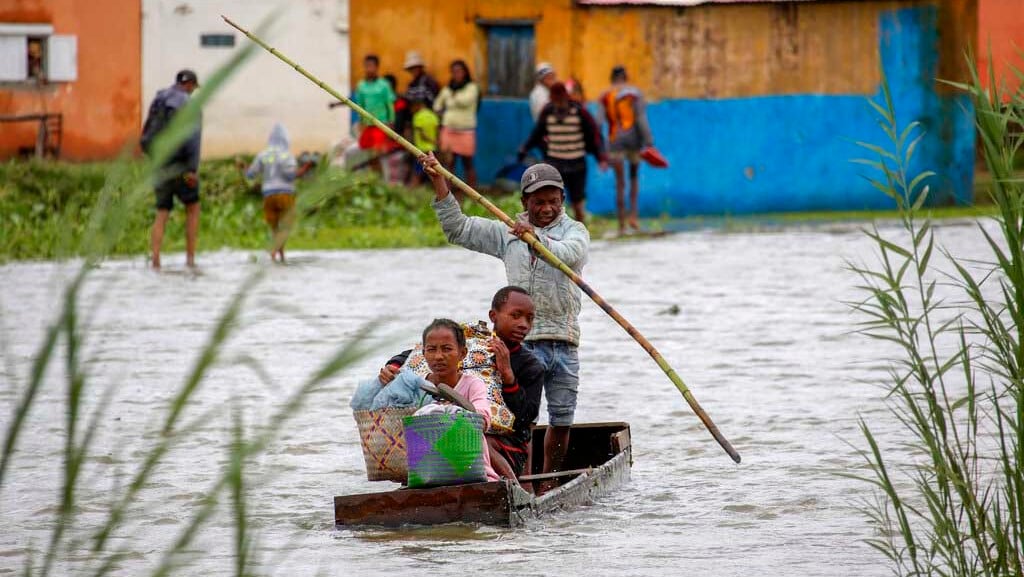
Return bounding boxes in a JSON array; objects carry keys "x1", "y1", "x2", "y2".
[{"x1": 0, "y1": 219, "x2": 998, "y2": 576}]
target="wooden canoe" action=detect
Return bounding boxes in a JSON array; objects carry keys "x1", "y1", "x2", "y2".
[{"x1": 334, "y1": 422, "x2": 632, "y2": 528}]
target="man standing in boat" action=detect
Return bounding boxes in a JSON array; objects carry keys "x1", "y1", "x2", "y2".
[{"x1": 422, "y1": 154, "x2": 589, "y2": 489}]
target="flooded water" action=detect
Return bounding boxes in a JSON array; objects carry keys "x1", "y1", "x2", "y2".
[{"x1": 0, "y1": 218, "x2": 995, "y2": 576}]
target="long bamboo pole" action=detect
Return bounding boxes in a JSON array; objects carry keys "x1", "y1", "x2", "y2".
[{"x1": 223, "y1": 16, "x2": 740, "y2": 464}]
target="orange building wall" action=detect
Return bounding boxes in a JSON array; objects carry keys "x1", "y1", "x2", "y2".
[
  {"x1": 0, "y1": 0, "x2": 141, "y2": 160},
  {"x1": 978, "y1": 0, "x2": 1024, "y2": 98}
]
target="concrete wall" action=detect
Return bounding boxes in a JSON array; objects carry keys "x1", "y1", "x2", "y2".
[
  {"x1": 978, "y1": 0, "x2": 1024, "y2": 99},
  {"x1": 351, "y1": 0, "x2": 977, "y2": 216},
  {"x1": 142, "y1": 0, "x2": 350, "y2": 157},
  {"x1": 0, "y1": 0, "x2": 142, "y2": 160}
]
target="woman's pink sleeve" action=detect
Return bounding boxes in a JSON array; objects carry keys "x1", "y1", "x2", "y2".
[{"x1": 466, "y1": 376, "x2": 492, "y2": 430}]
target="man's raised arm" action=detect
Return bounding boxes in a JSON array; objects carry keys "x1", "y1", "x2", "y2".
[{"x1": 422, "y1": 153, "x2": 507, "y2": 259}]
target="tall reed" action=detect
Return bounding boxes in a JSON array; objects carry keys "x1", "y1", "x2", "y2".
[
  {"x1": 849, "y1": 59, "x2": 1024, "y2": 575},
  {"x1": 1, "y1": 17, "x2": 372, "y2": 575}
]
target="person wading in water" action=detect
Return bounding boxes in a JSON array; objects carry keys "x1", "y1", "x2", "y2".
[
  {"x1": 600, "y1": 65, "x2": 654, "y2": 236},
  {"x1": 141, "y1": 69, "x2": 202, "y2": 269}
]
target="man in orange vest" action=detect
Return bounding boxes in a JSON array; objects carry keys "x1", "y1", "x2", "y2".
[{"x1": 600, "y1": 66, "x2": 653, "y2": 236}]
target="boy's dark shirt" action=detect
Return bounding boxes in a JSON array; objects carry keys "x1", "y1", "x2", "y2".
[{"x1": 499, "y1": 342, "x2": 545, "y2": 448}]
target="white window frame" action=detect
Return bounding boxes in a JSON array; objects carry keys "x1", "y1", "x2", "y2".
[
  {"x1": 0, "y1": 23, "x2": 77, "y2": 84},
  {"x1": 0, "y1": 23, "x2": 53, "y2": 36},
  {"x1": 0, "y1": 35, "x2": 28, "y2": 82},
  {"x1": 47, "y1": 35, "x2": 77, "y2": 81}
]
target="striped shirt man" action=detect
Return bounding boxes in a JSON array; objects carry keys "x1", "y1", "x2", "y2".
[{"x1": 519, "y1": 97, "x2": 606, "y2": 210}]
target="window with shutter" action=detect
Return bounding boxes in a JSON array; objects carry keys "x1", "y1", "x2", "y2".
[
  {"x1": 485, "y1": 25, "x2": 535, "y2": 98},
  {"x1": 47, "y1": 35, "x2": 77, "y2": 81},
  {"x1": 0, "y1": 35, "x2": 27, "y2": 82}
]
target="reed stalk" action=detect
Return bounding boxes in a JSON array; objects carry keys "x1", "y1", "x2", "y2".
[
  {"x1": 1, "y1": 17, "x2": 372, "y2": 576},
  {"x1": 849, "y1": 58, "x2": 1024, "y2": 576}
]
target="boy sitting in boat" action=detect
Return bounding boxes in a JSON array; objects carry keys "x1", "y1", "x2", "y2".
[{"x1": 482, "y1": 287, "x2": 544, "y2": 480}]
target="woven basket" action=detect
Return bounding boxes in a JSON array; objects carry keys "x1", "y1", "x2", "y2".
[
  {"x1": 353, "y1": 407, "x2": 418, "y2": 482},
  {"x1": 403, "y1": 411, "x2": 487, "y2": 488}
]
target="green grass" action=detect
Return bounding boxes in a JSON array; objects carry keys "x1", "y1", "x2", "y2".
[
  {"x1": 0, "y1": 158, "x2": 533, "y2": 261},
  {"x1": 0, "y1": 157, "x2": 999, "y2": 262}
]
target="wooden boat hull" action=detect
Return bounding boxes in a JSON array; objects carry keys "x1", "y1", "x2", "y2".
[{"x1": 334, "y1": 422, "x2": 632, "y2": 528}]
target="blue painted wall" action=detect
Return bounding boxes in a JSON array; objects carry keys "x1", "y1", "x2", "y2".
[{"x1": 474, "y1": 6, "x2": 975, "y2": 217}]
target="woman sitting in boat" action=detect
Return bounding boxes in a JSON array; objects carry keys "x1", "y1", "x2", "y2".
[{"x1": 352, "y1": 318, "x2": 498, "y2": 481}]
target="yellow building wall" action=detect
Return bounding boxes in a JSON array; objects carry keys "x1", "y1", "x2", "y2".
[
  {"x1": 349, "y1": 0, "x2": 576, "y2": 94},
  {"x1": 577, "y1": 3, "x2": 886, "y2": 99},
  {"x1": 350, "y1": 0, "x2": 976, "y2": 100},
  {"x1": 574, "y1": 0, "x2": 975, "y2": 100}
]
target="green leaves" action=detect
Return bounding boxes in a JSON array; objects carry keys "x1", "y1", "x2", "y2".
[
  {"x1": 850, "y1": 56, "x2": 1024, "y2": 577},
  {"x1": 0, "y1": 14, "x2": 376, "y2": 576},
  {"x1": 0, "y1": 159, "x2": 531, "y2": 261}
]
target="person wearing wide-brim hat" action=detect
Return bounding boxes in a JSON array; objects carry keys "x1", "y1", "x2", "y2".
[
  {"x1": 529, "y1": 62, "x2": 557, "y2": 121},
  {"x1": 403, "y1": 50, "x2": 440, "y2": 106},
  {"x1": 420, "y1": 153, "x2": 590, "y2": 493}
]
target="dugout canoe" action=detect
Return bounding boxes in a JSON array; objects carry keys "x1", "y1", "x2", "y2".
[{"x1": 334, "y1": 422, "x2": 632, "y2": 528}]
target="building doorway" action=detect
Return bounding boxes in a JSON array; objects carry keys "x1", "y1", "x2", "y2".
[{"x1": 484, "y1": 24, "x2": 535, "y2": 98}]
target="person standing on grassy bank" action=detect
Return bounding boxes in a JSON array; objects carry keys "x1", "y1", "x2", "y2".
[
  {"x1": 529, "y1": 62, "x2": 556, "y2": 122},
  {"x1": 434, "y1": 60, "x2": 480, "y2": 194},
  {"x1": 352, "y1": 55, "x2": 395, "y2": 154},
  {"x1": 403, "y1": 50, "x2": 440, "y2": 107},
  {"x1": 519, "y1": 81, "x2": 607, "y2": 225},
  {"x1": 239, "y1": 123, "x2": 311, "y2": 263},
  {"x1": 600, "y1": 65, "x2": 653, "y2": 236},
  {"x1": 141, "y1": 69, "x2": 202, "y2": 269},
  {"x1": 421, "y1": 153, "x2": 589, "y2": 491},
  {"x1": 409, "y1": 88, "x2": 440, "y2": 187}
]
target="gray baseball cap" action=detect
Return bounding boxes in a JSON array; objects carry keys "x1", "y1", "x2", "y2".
[{"x1": 521, "y1": 163, "x2": 564, "y2": 194}]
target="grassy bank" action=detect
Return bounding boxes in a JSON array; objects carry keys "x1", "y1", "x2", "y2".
[
  {"x1": 0, "y1": 157, "x2": 998, "y2": 262},
  {"x1": 0, "y1": 158, "x2": 535, "y2": 261}
]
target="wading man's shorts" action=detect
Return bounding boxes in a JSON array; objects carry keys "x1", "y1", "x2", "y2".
[{"x1": 155, "y1": 173, "x2": 199, "y2": 210}]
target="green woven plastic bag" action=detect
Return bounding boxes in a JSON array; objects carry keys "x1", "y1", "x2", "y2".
[{"x1": 403, "y1": 411, "x2": 486, "y2": 488}]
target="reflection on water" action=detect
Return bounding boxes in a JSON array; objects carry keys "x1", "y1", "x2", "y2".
[{"x1": 0, "y1": 219, "x2": 997, "y2": 576}]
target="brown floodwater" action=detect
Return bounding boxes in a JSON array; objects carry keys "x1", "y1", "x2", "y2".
[{"x1": 0, "y1": 218, "x2": 993, "y2": 576}]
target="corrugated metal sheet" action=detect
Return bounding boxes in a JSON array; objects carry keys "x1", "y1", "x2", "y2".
[{"x1": 578, "y1": 0, "x2": 819, "y2": 5}]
